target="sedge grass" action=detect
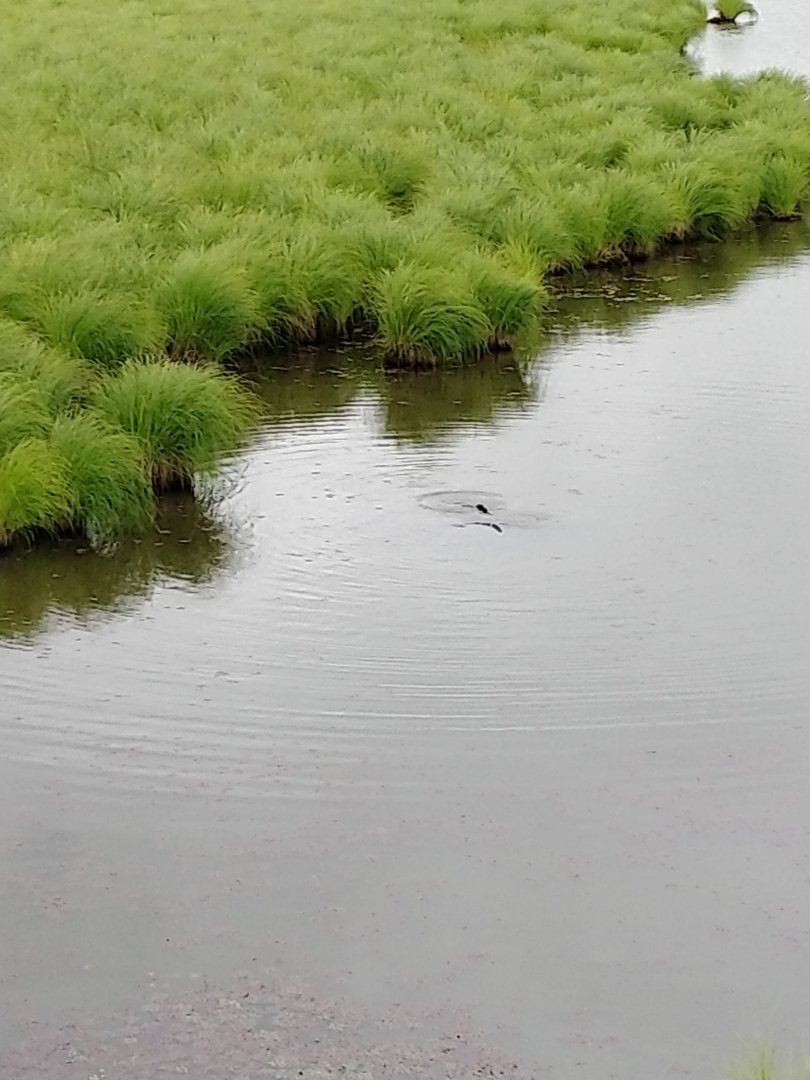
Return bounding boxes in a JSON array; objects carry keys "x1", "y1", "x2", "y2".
[
  {"x1": 0, "y1": 0, "x2": 804, "y2": 370},
  {"x1": 0, "y1": 438, "x2": 71, "y2": 546},
  {"x1": 0, "y1": 374, "x2": 53, "y2": 458},
  {"x1": 92, "y1": 359, "x2": 258, "y2": 491},
  {"x1": 0, "y1": 323, "x2": 90, "y2": 414},
  {"x1": 2, "y1": 0, "x2": 810, "y2": 542},
  {"x1": 49, "y1": 414, "x2": 154, "y2": 543},
  {"x1": 373, "y1": 263, "x2": 490, "y2": 366},
  {"x1": 713, "y1": 1, "x2": 756, "y2": 21},
  {"x1": 758, "y1": 155, "x2": 809, "y2": 220}
]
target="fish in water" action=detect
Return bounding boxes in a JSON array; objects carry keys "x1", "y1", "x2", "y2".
[
  {"x1": 489, "y1": 522, "x2": 503, "y2": 533},
  {"x1": 476, "y1": 503, "x2": 489, "y2": 514}
]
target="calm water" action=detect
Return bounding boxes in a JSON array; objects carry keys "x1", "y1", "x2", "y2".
[
  {"x1": 690, "y1": 0, "x2": 808, "y2": 77},
  {"x1": 2, "y1": 10, "x2": 810, "y2": 1079}
]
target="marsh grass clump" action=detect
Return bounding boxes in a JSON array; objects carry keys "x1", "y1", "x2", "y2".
[
  {"x1": 0, "y1": 339, "x2": 90, "y2": 414},
  {"x1": 157, "y1": 253, "x2": 260, "y2": 362},
  {"x1": 34, "y1": 291, "x2": 163, "y2": 368},
  {"x1": 49, "y1": 414, "x2": 153, "y2": 543},
  {"x1": 93, "y1": 359, "x2": 258, "y2": 491},
  {"x1": 264, "y1": 229, "x2": 367, "y2": 343},
  {"x1": 0, "y1": 374, "x2": 53, "y2": 457},
  {"x1": 374, "y1": 263, "x2": 489, "y2": 366},
  {"x1": 470, "y1": 260, "x2": 546, "y2": 350},
  {"x1": 758, "y1": 155, "x2": 809, "y2": 219},
  {"x1": 710, "y1": 1, "x2": 757, "y2": 24},
  {"x1": 661, "y1": 161, "x2": 751, "y2": 238},
  {"x1": 0, "y1": 438, "x2": 71, "y2": 547},
  {"x1": 356, "y1": 142, "x2": 431, "y2": 213}
]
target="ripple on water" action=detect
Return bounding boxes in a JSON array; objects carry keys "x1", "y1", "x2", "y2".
[{"x1": 417, "y1": 489, "x2": 549, "y2": 529}]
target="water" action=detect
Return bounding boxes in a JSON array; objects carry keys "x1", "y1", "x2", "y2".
[
  {"x1": 690, "y1": 0, "x2": 809, "y2": 78},
  {"x1": 3, "y1": 9, "x2": 810, "y2": 1078}
]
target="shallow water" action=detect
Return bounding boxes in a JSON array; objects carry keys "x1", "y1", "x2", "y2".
[{"x1": 3, "y1": 11, "x2": 810, "y2": 1080}]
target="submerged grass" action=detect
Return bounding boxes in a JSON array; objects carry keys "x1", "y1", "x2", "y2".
[{"x1": 2, "y1": 0, "x2": 810, "y2": 541}]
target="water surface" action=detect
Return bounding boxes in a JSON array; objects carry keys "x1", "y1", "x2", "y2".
[
  {"x1": 3, "y1": 10, "x2": 810, "y2": 1078},
  {"x1": 691, "y1": 0, "x2": 809, "y2": 78}
]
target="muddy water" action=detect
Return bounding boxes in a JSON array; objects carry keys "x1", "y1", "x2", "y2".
[{"x1": 4, "y1": 25, "x2": 810, "y2": 1080}]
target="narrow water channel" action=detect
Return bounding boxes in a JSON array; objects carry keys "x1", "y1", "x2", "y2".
[{"x1": 2, "y1": 6, "x2": 810, "y2": 1078}]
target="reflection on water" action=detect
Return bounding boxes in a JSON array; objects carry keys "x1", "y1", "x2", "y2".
[
  {"x1": 236, "y1": 351, "x2": 365, "y2": 424},
  {"x1": 372, "y1": 356, "x2": 538, "y2": 441},
  {"x1": 0, "y1": 494, "x2": 230, "y2": 641},
  {"x1": 551, "y1": 221, "x2": 810, "y2": 332}
]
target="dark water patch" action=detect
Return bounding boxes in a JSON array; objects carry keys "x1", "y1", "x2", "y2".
[
  {"x1": 235, "y1": 349, "x2": 368, "y2": 426},
  {"x1": 376, "y1": 358, "x2": 539, "y2": 442},
  {"x1": 0, "y1": 493, "x2": 232, "y2": 642}
]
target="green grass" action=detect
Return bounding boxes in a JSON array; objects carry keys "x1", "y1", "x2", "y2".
[
  {"x1": 49, "y1": 413, "x2": 154, "y2": 543},
  {"x1": 0, "y1": 438, "x2": 71, "y2": 545},
  {"x1": 714, "y1": 1, "x2": 756, "y2": 21},
  {"x1": 374, "y1": 263, "x2": 490, "y2": 366},
  {"x1": 1, "y1": 0, "x2": 810, "y2": 543},
  {"x1": 92, "y1": 359, "x2": 258, "y2": 491},
  {"x1": 0, "y1": 0, "x2": 805, "y2": 370},
  {"x1": 758, "y1": 156, "x2": 809, "y2": 219},
  {"x1": 157, "y1": 251, "x2": 259, "y2": 362},
  {"x1": 0, "y1": 346, "x2": 257, "y2": 547},
  {"x1": 0, "y1": 374, "x2": 53, "y2": 457}
]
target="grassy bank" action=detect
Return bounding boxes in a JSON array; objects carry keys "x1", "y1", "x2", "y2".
[
  {"x1": 2, "y1": 0, "x2": 810, "y2": 544},
  {"x1": 0, "y1": 0, "x2": 807, "y2": 366},
  {"x1": 0, "y1": 330, "x2": 255, "y2": 548}
]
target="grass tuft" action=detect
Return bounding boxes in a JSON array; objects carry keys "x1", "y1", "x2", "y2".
[
  {"x1": 373, "y1": 263, "x2": 490, "y2": 366},
  {"x1": 0, "y1": 438, "x2": 71, "y2": 546},
  {"x1": 0, "y1": 318, "x2": 92, "y2": 415},
  {"x1": 50, "y1": 413, "x2": 154, "y2": 543},
  {"x1": 758, "y1": 155, "x2": 809, "y2": 219},
  {"x1": 0, "y1": 373, "x2": 53, "y2": 457},
  {"x1": 157, "y1": 252, "x2": 260, "y2": 362},
  {"x1": 470, "y1": 259, "x2": 545, "y2": 349},
  {"x1": 713, "y1": 1, "x2": 756, "y2": 21},
  {"x1": 34, "y1": 291, "x2": 163, "y2": 368},
  {"x1": 92, "y1": 358, "x2": 259, "y2": 490}
]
